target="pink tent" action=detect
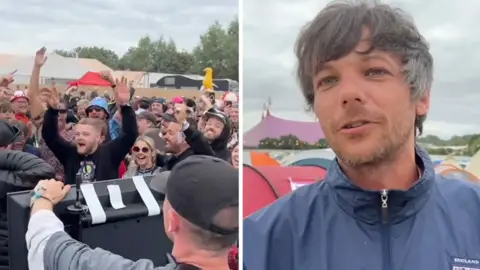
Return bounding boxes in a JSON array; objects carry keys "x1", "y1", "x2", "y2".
[{"x1": 244, "y1": 110, "x2": 325, "y2": 148}]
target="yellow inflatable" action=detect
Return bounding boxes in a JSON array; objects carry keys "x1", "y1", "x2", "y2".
[{"x1": 203, "y1": 67, "x2": 214, "y2": 93}]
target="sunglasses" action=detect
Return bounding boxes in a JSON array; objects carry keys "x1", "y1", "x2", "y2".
[
  {"x1": 87, "y1": 107, "x2": 103, "y2": 113},
  {"x1": 132, "y1": 146, "x2": 150, "y2": 153},
  {"x1": 58, "y1": 109, "x2": 67, "y2": 114}
]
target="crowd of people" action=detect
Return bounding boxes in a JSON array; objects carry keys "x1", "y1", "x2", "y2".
[{"x1": 0, "y1": 47, "x2": 239, "y2": 270}]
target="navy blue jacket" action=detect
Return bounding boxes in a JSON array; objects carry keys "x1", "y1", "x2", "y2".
[{"x1": 243, "y1": 146, "x2": 480, "y2": 270}]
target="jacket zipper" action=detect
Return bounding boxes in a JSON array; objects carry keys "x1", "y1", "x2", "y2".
[{"x1": 381, "y1": 189, "x2": 391, "y2": 270}]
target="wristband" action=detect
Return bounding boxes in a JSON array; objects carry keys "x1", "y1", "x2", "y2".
[{"x1": 29, "y1": 189, "x2": 53, "y2": 208}]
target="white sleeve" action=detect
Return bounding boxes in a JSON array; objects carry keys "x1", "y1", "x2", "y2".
[{"x1": 25, "y1": 210, "x2": 65, "y2": 270}]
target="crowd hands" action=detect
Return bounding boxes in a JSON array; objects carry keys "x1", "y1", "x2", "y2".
[{"x1": 0, "y1": 47, "x2": 239, "y2": 270}]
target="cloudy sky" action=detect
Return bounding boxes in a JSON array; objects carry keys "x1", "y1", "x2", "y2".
[
  {"x1": 243, "y1": 0, "x2": 480, "y2": 139},
  {"x1": 0, "y1": 0, "x2": 237, "y2": 55}
]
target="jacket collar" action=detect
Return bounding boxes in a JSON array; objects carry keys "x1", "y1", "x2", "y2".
[{"x1": 325, "y1": 144, "x2": 435, "y2": 224}]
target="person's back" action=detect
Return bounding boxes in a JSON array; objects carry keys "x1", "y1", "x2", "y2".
[
  {"x1": 28, "y1": 156, "x2": 238, "y2": 270},
  {"x1": 243, "y1": 147, "x2": 480, "y2": 269},
  {"x1": 0, "y1": 120, "x2": 55, "y2": 270}
]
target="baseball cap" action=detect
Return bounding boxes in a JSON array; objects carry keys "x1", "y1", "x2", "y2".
[
  {"x1": 150, "y1": 155, "x2": 238, "y2": 235},
  {"x1": 136, "y1": 111, "x2": 157, "y2": 126},
  {"x1": 171, "y1": 96, "x2": 184, "y2": 104},
  {"x1": 162, "y1": 113, "x2": 177, "y2": 123},
  {"x1": 10, "y1": 91, "x2": 29, "y2": 103},
  {"x1": 205, "y1": 108, "x2": 229, "y2": 125},
  {"x1": 0, "y1": 120, "x2": 21, "y2": 147}
]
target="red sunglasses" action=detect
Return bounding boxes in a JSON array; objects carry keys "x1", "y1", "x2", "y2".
[{"x1": 132, "y1": 146, "x2": 150, "y2": 153}]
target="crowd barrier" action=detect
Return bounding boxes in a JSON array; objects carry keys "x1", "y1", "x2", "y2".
[{"x1": 7, "y1": 175, "x2": 172, "y2": 270}]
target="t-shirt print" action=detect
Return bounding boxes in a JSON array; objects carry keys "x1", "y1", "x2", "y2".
[{"x1": 78, "y1": 160, "x2": 96, "y2": 183}]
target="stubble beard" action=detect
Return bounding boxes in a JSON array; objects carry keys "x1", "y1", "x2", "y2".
[{"x1": 333, "y1": 123, "x2": 412, "y2": 169}]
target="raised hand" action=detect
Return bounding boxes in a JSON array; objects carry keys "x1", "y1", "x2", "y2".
[
  {"x1": 35, "y1": 47, "x2": 48, "y2": 67},
  {"x1": 174, "y1": 103, "x2": 188, "y2": 123},
  {"x1": 0, "y1": 70, "x2": 17, "y2": 87},
  {"x1": 46, "y1": 86, "x2": 60, "y2": 109},
  {"x1": 100, "y1": 70, "x2": 115, "y2": 85},
  {"x1": 114, "y1": 76, "x2": 130, "y2": 105}
]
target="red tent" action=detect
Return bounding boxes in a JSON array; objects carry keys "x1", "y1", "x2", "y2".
[
  {"x1": 69, "y1": 72, "x2": 111, "y2": 86},
  {"x1": 243, "y1": 164, "x2": 327, "y2": 218}
]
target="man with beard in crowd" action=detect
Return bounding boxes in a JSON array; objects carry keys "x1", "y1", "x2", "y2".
[
  {"x1": 190, "y1": 95, "x2": 231, "y2": 161},
  {"x1": 150, "y1": 98, "x2": 166, "y2": 124},
  {"x1": 41, "y1": 78, "x2": 137, "y2": 184},
  {"x1": 157, "y1": 103, "x2": 213, "y2": 170}
]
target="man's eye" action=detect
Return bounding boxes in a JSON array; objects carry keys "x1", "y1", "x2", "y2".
[
  {"x1": 318, "y1": 76, "x2": 338, "y2": 87},
  {"x1": 365, "y1": 68, "x2": 388, "y2": 77}
]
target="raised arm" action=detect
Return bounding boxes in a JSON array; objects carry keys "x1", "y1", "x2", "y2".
[
  {"x1": 27, "y1": 47, "x2": 48, "y2": 121},
  {"x1": 104, "y1": 77, "x2": 138, "y2": 166},
  {"x1": 42, "y1": 88, "x2": 76, "y2": 165}
]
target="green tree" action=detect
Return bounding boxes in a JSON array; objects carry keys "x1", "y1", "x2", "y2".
[
  {"x1": 190, "y1": 18, "x2": 239, "y2": 80},
  {"x1": 467, "y1": 134, "x2": 480, "y2": 156},
  {"x1": 118, "y1": 36, "x2": 156, "y2": 71},
  {"x1": 54, "y1": 47, "x2": 120, "y2": 69},
  {"x1": 54, "y1": 18, "x2": 239, "y2": 81}
]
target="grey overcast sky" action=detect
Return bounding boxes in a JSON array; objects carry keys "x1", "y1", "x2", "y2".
[
  {"x1": 0, "y1": 0, "x2": 238, "y2": 55},
  {"x1": 243, "y1": 0, "x2": 480, "y2": 139}
]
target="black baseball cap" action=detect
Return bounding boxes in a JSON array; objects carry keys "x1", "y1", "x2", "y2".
[
  {"x1": 205, "y1": 108, "x2": 229, "y2": 125},
  {"x1": 0, "y1": 120, "x2": 20, "y2": 147},
  {"x1": 150, "y1": 155, "x2": 238, "y2": 235}
]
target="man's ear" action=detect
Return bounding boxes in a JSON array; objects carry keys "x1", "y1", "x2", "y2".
[{"x1": 415, "y1": 89, "x2": 430, "y2": 116}]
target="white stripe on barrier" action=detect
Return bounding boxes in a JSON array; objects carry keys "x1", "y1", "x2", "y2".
[
  {"x1": 132, "y1": 176, "x2": 161, "y2": 216},
  {"x1": 80, "y1": 183, "x2": 107, "y2": 224},
  {"x1": 107, "y1": 185, "x2": 126, "y2": 210}
]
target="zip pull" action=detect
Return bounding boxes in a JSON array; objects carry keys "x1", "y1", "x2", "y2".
[{"x1": 381, "y1": 189, "x2": 389, "y2": 224}]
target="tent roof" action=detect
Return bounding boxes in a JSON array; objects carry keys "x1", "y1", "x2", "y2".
[
  {"x1": 0, "y1": 53, "x2": 95, "y2": 79},
  {"x1": 279, "y1": 148, "x2": 336, "y2": 166},
  {"x1": 290, "y1": 157, "x2": 332, "y2": 169},
  {"x1": 70, "y1": 71, "x2": 111, "y2": 86},
  {"x1": 243, "y1": 164, "x2": 326, "y2": 218},
  {"x1": 243, "y1": 111, "x2": 325, "y2": 147}
]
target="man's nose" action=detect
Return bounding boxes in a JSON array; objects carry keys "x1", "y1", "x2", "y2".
[{"x1": 338, "y1": 75, "x2": 367, "y2": 106}]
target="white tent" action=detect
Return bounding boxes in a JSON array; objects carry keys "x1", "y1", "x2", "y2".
[{"x1": 0, "y1": 53, "x2": 92, "y2": 84}]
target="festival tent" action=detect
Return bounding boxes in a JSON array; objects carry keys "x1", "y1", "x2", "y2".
[
  {"x1": 439, "y1": 168, "x2": 478, "y2": 181},
  {"x1": 68, "y1": 71, "x2": 111, "y2": 86},
  {"x1": 280, "y1": 148, "x2": 336, "y2": 166},
  {"x1": 243, "y1": 109, "x2": 325, "y2": 148},
  {"x1": 289, "y1": 157, "x2": 332, "y2": 169},
  {"x1": 466, "y1": 150, "x2": 480, "y2": 178},
  {"x1": 243, "y1": 164, "x2": 327, "y2": 218},
  {"x1": 249, "y1": 151, "x2": 280, "y2": 166},
  {"x1": 435, "y1": 164, "x2": 479, "y2": 182},
  {"x1": 440, "y1": 156, "x2": 461, "y2": 168}
]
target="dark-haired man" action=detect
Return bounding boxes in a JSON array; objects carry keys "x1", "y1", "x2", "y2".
[{"x1": 243, "y1": 1, "x2": 480, "y2": 270}]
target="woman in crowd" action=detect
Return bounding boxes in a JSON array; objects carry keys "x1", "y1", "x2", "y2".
[{"x1": 123, "y1": 136, "x2": 161, "y2": 178}]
